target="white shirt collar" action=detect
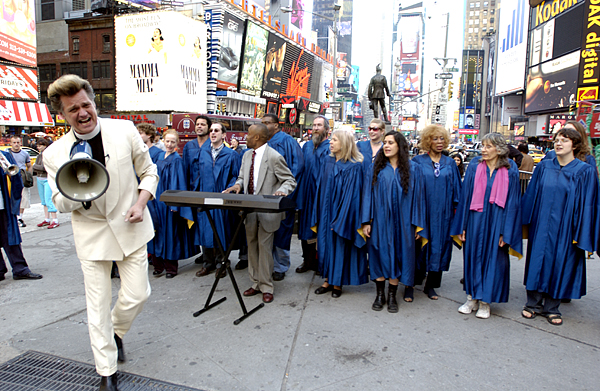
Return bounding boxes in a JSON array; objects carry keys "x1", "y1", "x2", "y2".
[{"x1": 73, "y1": 121, "x2": 101, "y2": 141}]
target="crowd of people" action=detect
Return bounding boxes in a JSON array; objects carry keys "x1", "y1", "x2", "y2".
[{"x1": 1, "y1": 74, "x2": 599, "y2": 390}]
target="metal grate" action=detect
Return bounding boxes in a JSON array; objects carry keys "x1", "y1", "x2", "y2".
[{"x1": 0, "y1": 351, "x2": 205, "y2": 391}]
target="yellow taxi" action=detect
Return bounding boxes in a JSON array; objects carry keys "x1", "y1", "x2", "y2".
[
  {"x1": 529, "y1": 149, "x2": 545, "y2": 164},
  {"x1": 0, "y1": 145, "x2": 39, "y2": 165}
]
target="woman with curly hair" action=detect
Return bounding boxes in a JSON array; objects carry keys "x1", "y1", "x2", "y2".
[
  {"x1": 412, "y1": 125, "x2": 462, "y2": 300},
  {"x1": 362, "y1": 131, "x2": 426, "y2": 312},
  {"x1": 451, "y1": 133, "x2": 523, "y2": 319},
  {"x1": 312, "y1": 130, "x2": 368, "y2": 298},
  {"x1": 521, "y1": 128, "x2": 599, "y2": 326}
]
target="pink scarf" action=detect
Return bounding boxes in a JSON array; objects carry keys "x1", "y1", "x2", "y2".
[{"x1": 469, "y1": 162, "x2": 509, "y2": 212}]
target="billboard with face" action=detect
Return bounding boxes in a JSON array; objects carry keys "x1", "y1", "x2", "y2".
[
  {"x1": 261, "y1": 33, "x2": 287, "y2": 100},
  {"x1": 217, "y1": 13, "x2": 245, "y2": 90},
  {"x1": 239, "y1": 21, "x2": 269, "y2": 97},
  {"x1": 115, "y1": 11, "x2": 207, "y2": 112},
  {"x1": 0, "y1": 0, "x2": 36, "y2": 66}
]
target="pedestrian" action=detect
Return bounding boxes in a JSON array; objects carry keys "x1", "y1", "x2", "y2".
[
  {"x1": 32, "y1": 138, "x2": 59, "y2": 229},
  {"x1": 313, "y1": 129, "x2": 368, "y2": 298},
  {"x1": 412, "y1": 125, "x2": 462, "y2": 300},
  {"x1": 521, "y1": 127, "x2": 599, "y2": 326},
  {"x1": 263, "y1": 113, "x2": 304, "y2": 282},
  {"x1": 223, "y1": 123, "x2": 296, "y2": 304},
  {"x1": 9, "y1": 135, "x2": 32, "y2": 227},
  {"x1": 517, "y1": 143, "x2": 534, "y2": 180},
  {"x1": 357, "y1": 119, "x2": 385, "y2": 173},
  {"x1": 449, "y1": 152, "x2": 465, "y2": 178},
  {"x1": 137, "y1": 123, "x2": 165, "y2": 162},
  {"x1": 150, "y1": 129, "x2": 196, "y2": 278},
  {"x1": 451, "y1": 132, "x2": 523, "y2": 319},
  {"x1": 230, "y1": 137, "x2": 244, "y2": 154},
  {"x1": 44, "y1": 74, "x2": 158, "y2": 391},
  {"x1": 362, "y1": 131, "x2": 426, "y2": 312},
  {"x1": 295, "y1": 116, "x2": 330, "y2": 274}
]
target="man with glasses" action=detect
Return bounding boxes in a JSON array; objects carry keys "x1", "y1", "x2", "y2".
[
  {"x1": 357, "y1": 119, "x2": 386, "y2": 175},
  {"x1": 262, "y1": 113, "x2": 304, "y2": 281},
  {"x1": 194, "y1": 122, "x2": 241, "y2": 277},
  {"x1": 295, "y1": 115, "x2": 330, "y2": 274}
]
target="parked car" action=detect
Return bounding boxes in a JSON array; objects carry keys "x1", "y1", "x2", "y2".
[{"x1": 0, "y1": 145, "x2": 39, "y2": 165}]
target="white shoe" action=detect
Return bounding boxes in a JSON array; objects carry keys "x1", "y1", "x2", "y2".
[
  {"x1": 475, "y1": 301, "x2": 491, "y2": 319},
  {"x1": 458, "y1": 295, "x2": 479, "y2": 314}
]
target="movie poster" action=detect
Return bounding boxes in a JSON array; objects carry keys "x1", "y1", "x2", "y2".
[
  {"x1": 239, "y1": 21, "x2": 268, "y2": 97},
  {"x1": 0, "y1": 0, "x2": 36, "y2": 66},
  {"x1": 261, "y1": 33, "x2": 287, "y2": 100},
  {"x1": 217, "y1": 13, "x2": 245, "y2": 90}
]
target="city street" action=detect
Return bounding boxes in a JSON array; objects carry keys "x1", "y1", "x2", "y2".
[{"x1": 1, "y1": 196, "x2": 599, "y2": 390}]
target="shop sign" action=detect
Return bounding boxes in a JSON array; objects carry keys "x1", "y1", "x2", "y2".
[
  {"x1": 0, "y1": 63, "x2": 38, "y2": 102},
  {"x1": 533, "y1": 0, "x2": 581, "y2": 28},
  {"x1": 289, "y1": 108, "x2": 297, "y2": 124}
]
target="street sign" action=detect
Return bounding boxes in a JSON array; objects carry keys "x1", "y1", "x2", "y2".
[
  {"x1": 435, "y1": 73, "x2": 453, "y2": 79},
  {"x1": 433, "y1": 114, "x2": 446, "y2": 124},
  {"x1": 439, "y1": 92, "x2": 448, "y2": 102},
  {"x1": 446, "y1": 67, "x2": 459, "y2": 72}
]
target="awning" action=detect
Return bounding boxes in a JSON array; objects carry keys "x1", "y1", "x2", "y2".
[{"x1": 0, "y1": 100, "x2": 55, "y2": 127}]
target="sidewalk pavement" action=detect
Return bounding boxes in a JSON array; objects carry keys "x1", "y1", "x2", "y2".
[{"x1": 1, "y1": 203, "x2": 599, "y2": 390}]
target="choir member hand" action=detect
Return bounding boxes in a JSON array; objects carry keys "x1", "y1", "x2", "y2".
[
  {"x1": 459, "y1": 231, "x2": 466, "y2": 242},
  {"x1": 273, "y1": 191, "x2": 287, "y2": 196},
  {"x1": 362, "y1": 224, "x2": 371, "y2": 238},
  {"x1": 223, "y1": 184, "x2": 241, "y2": 194},
  {"x1": 415, "y1": 232, "x2": 421, "y2": 240},
  {"x1": 499, "y1": 235, "x2": 506, "y2": 247}
]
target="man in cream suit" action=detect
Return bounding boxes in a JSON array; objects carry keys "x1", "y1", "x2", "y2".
[
  {"x1": 224, "y1": 124, "x2": 296, "y2": 303},
  {"x1": 44, "y1": 75, "x2": 158, "y2": 391}
]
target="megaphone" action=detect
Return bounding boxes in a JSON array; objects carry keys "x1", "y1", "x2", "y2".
[{"x1": 55, "y1": 140, "x2": 110, "y2": 202}]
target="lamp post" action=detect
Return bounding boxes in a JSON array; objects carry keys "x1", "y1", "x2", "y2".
[{"x1": 281, "y1": 3, "x2": 341, "y2": 102}]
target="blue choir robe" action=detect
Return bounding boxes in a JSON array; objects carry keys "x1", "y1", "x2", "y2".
[
  {"x1": 190, "y1": 143, "x2": 241, "y2": 250},
  {"x1": 146, "y1": 147, "x2": 165, "y2": 256},
  {"x1": 0, "y1": 151, "x2": 24, "y2": 246},
  {"x1": 149, "y1": 145, "x2": 164, "y2": 162},
  {"x1": 268, "y1": 130, "x2": 304, "y2": 250},
  {"x1": 361, "y1": 161, "x2": 427, "y2": 286},
  {"x1": 412, "y1": 154, "x2": 462, "y2": 275},
  {"x1": 151, "y1": 152, "x2": 196, "y2": 261},
  {"x1": 296, "y1": 139, "x2": 330, "y2": 241},
  {"x1": 311, "y1": 156, "x2": 368, "y2": 286},
  {"x1": 542, "y1": 150, "x2": 598, "y2": 174},
  {"x1": 522, "y1": 158, "x2": 599, "y2": 299},
  {"x1": 356, "y1": 140, "x2": 382, "y2": 177},
  {"x1": 450, "y1": 157, "x2": 523, "y2": 303},
  {"x1": 182, "y1": 138, "x2": 205, "y2": 191}
]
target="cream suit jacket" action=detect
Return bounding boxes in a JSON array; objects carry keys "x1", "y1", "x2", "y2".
[
  {"x1": 44, "y1": 118, "x2": 159, "y2": 260},
  {"x1": 235, "y1": 145, "x2": 296, "y2": 233}
]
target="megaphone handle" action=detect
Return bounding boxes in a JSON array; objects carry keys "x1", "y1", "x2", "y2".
[{"x1": 82, "y1": 201, "x2": 92, "y2": 210}]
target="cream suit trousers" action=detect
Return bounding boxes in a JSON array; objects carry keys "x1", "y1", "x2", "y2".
[{"x1": 79, "y1": 246, "x2": 151, "y2": 376}]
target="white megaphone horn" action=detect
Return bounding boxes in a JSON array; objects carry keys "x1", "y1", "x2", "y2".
[{"x1": 55, "y1": 140, "x2": 110, "y2": 202}]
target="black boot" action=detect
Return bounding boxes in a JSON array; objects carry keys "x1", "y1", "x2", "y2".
[
  {"x1": 372, "y1": 280, "x2": 386, "y2": 311},
  {"x1": 114, "y1": 334, "x2": 125, "y2": 363},
  {"x1": 99, "y1": 372, "x2": 118, "y2": 391},
  {"x1": 388, "y1": 284, "x2": 399, "y2": 313}
]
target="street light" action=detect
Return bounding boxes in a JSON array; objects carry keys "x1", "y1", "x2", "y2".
[{"x1": 281, "y1": 3, "x2": 341, "y2": 102}]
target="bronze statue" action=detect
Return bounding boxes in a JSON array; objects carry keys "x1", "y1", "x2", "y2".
[{"x1": 368, "y1": 64, "x2": 390, "y2": 122}]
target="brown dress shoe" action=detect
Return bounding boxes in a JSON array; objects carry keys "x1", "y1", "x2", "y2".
[
  {"x1": 195, "y1": 266, "x2": 214, "y2": 277},
  {"x1": 243, "y1": 287, "x2": 261, "y2": 296},
  {"x1": 262, "y1": 292, "x2": 274, "y2": 303}
]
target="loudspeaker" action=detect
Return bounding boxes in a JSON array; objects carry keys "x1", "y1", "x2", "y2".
[{"x1": 56, "y1": 141, "x2": 110, "y2": 202}]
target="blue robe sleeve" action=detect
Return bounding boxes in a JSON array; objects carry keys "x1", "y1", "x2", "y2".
[
  {"x1": 450, "y1": 157, "x2": 479, "y2": 244},
  {"x1": 500, "y1": 161, "x2": 523, "y2": 258},
  {"x1": 522, "y1": 161, "x2": 545, "y2": 226},
  {"x1": 329, "y1": 163, "x2": 366, "y2": 248},
  {"x1": 410, "y1": 163, "x2": 427, "y2": 240},
  {"x1": 361, "y1": 166, "x2": 374, "y2": 225},
  {"x1": 572, "y1": 165, "x2": 599, "y2": 252}
]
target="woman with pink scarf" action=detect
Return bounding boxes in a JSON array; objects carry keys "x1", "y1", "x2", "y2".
[{"x1": 450, "y1": 133, "x2": 523, "y2": 319}]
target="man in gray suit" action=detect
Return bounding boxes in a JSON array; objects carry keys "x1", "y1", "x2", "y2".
[{"x1": 223, "y1": 124, "x2": 296, "y2": 303}]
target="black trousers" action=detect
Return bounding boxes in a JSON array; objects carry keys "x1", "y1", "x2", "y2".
[
  {"x1": 0, "y1": 209, "x2": 30, "y2": 277},
  {"x1": 525, "y1": 290, "x2": 561, "y2": 315},
  {"x1": 300, "y1": 240, "x2": 318, "y2": 270}
]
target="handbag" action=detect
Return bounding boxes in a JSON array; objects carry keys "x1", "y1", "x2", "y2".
[{"x1": 21, "y1": 169, "x2": 34, "y2": 188}]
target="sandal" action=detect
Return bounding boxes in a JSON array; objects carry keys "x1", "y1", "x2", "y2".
[
  {"x1": 546, "y1": 314, "x2": 563, "y2": 326},
  {"x1": 521, "y1": 308, "x2": 537, "y2": 319},
  {"x1": 424, "y1": 287, "x2": 439, "y2": 300},
  {"x1": 403, "y1": 286, "x2": 414, "y2": 302}
]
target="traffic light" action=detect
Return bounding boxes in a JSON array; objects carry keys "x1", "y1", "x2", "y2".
[
  {"x1": 448, "y1": 81, "x2": 454, "y2": 100},
  {"x1": 326, "y1": 91, "x2": 330, "y2": 101}
]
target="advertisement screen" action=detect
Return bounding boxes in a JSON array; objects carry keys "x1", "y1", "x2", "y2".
[
  {"x1": 217, "y1": 13, "x2": 245, "y2": 90},
  {"x1": 115, "y1": 11, "x2": 207, "y2": 112},
  {"x1": 261, "y1": 33, "x2": 287, "y2": 100},
  {"x1": 547, "y1": 114, "x2": 575, "y2": 134},
  {"x1": 239, "y1": 21, "x2": 268, "y2": 97},
  {"x1": 495, "y1": 0, "x2": 529, "y2": 95},
  {"x1": 400, "y1": 15, "x2": 420, "y2": 61},
  {"x1": 525, "y1": 51, "x2": 579, "y2": 114},
  {"x1": 281, "y1": 43, "x2": 314, "y2": 100},
  {"x1": 0, "y1": 0, "x2": 36, "y2": 66},
  {"x1": 288, "y1": 0, "x2": 314, "y2": 46},
  {"x1": 0, "y1": 63, "x2": 38, "y2": 101},
  {"x1": 398, "y1": 62, "x2": 420, "y2": 97}
]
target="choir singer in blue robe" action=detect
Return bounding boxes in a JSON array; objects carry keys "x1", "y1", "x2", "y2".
[
  {"x1": 312, "y1": 130, "x2": 368, "y2": 298},
  {"x1": 361, "y1": 131, "x2": 427, "y2": 312},
  {"x1": 521, "y1": 127, "x2": 599, "y2": 326},
  {"x1": 451, "y1": 133, "x2": 522, "y2": 319},
  {"x1": 412, "y1": 125, "x2": 462, "y2": 300}
]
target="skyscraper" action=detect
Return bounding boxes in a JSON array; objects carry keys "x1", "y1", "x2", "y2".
[{"x1": 464, "y1": 0, "x2": 500, "y2": 49}]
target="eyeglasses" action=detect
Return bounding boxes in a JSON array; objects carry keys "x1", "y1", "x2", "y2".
[
  {"x1": 433, "y1": 162, "x2": 441, "y2": 178},
  {"x1": 368, "y1": 127, "x2": 380, "y2": 131}
]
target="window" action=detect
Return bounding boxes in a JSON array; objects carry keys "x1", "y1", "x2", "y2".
[
  {"x1": 41, "y1": 0, "x2": 54, "y2": 21},
  {"x1": 482, "y1": 27, "x2": 487, "y2": 32},
  {"x1": 470, "y1": 2, "x2": 474, "y2": 8},
  {"x1": 474, "y1": 28, "x2": 479, "y2": 33},
  {"x1": 483, "y1": 18, "x2": 487, "y2": 24},
  {"x1": 475, "y1": 2, "x2": 480, "y2": 7},
  {"x1": 72, "y1": 37, "x2": 79, "y2": 54},
  {"x1": 73, "y1": 0, "x2": 85, "y2": 11},
  {"x1": 483, "y1": 1, "x2": 489, "y2": 6},
  {"x1": 61, "y1": 62, "x2": 88, "y2": 79},
  {"x1": 470, "y1": 11, "x2": 474, "y2": 16},
  {"x1": 102, "y1": 35, "x2": 111, "y2": 53},
  {"x1": 469, "y1": 19, "x2": 473, "y2": 25},
  {"x1": 475, "y1": 19, "x2": 479, "y2": 24},
  {"x1": 475, "y1": 11, "x2": 479, "y2": 16},
  {"x1": 490, "y1": 17, "x2": 495, "y2": 23},
  {"x1": 94, "y1": 90, "x2": 116, "y2": 111},
  {"x1": 93, "y1": 61, "x2": 111, "y2": 79},
  {"x1": 469, "y1": 28, "x2": 473, "y2": 33},
  {"x1": 38, "y1": 64, "x2": 56, "y2": 82},
  {"x1": 491, "y1": 9, "x2": 495, "y2": 14},
  {"x1": 483, "y1": 10, "x2": 488, "y2": 16}
]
